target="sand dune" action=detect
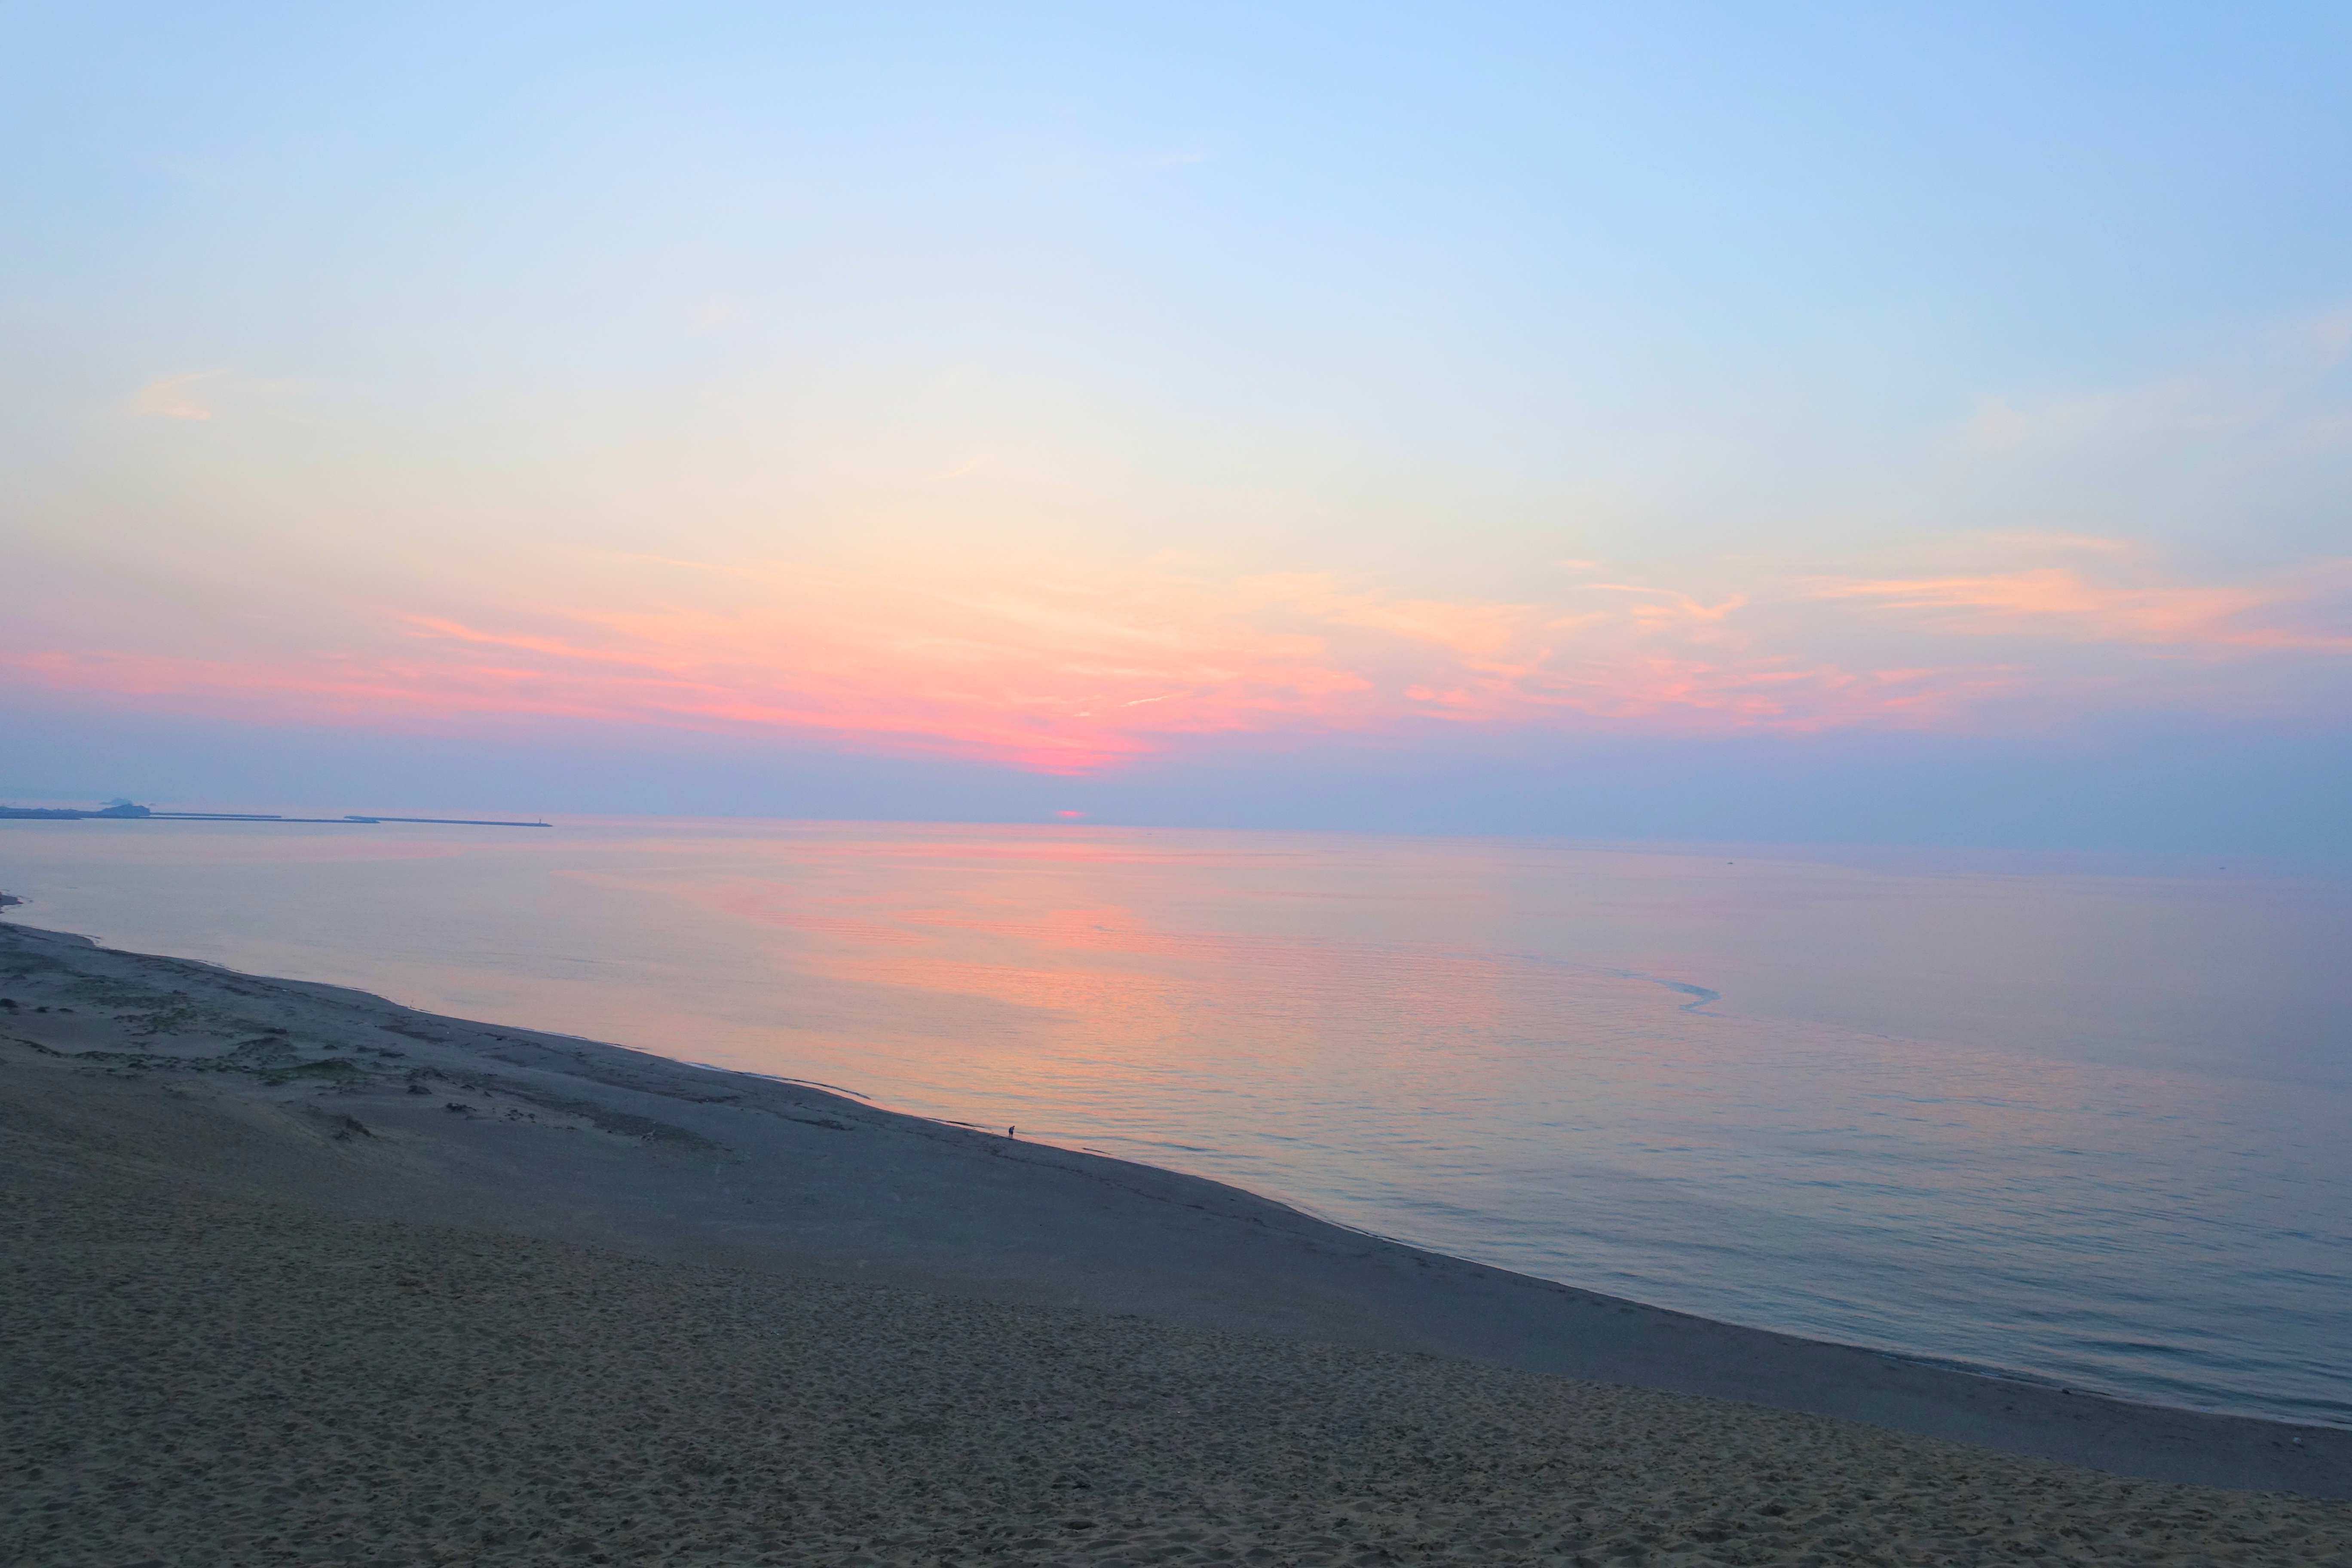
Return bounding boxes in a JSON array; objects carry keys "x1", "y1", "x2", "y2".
[{"x1": 4, "y1": 917, "x2": 2349, "y2": 1565}]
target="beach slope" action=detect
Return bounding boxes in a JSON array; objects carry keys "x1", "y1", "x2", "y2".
[{"x1": 5, "y1": 917, "x2": 2349, "y2": 1565}]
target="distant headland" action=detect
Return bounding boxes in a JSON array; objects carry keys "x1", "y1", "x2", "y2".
[{"x1": 0, "y1": 800, "x2": 547, "y2": 828}]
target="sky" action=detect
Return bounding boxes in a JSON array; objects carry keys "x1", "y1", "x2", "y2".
[{"x1": 5, "y1": 3, "x2": 2350, "y2": 849}]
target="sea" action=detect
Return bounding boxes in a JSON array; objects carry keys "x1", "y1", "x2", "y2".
[{"x1": 3, "y1": 815, "x2": 2346, "y2": 1427}]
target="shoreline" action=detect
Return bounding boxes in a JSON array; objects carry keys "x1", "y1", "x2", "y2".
[{"x1": 3, "y1": 913, "x2": 2346, "y2": 1502}]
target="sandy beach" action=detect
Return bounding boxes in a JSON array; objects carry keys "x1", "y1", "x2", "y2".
[{"x1": 5, "y1": 916, "x2": 2349, "y2": 1566}]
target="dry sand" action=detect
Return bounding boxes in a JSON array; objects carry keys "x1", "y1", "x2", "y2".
[{"x1": 4, "y1": 917, "x2": 2349, "y2": 1566}]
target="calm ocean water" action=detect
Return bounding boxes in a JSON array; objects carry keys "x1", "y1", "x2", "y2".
[{"x1": 4, "y1": 817, "x2": 2346, "y2": 1425}]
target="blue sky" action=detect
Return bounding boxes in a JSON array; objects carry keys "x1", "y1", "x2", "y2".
[{"x1": 5, "y1": 4, "x2": 2349, "y2": 847}]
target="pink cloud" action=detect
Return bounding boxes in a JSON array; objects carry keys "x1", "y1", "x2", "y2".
[
  {"x1": 9, "y1": 542, "x2": 2343, "y2": 773},
  {"x1": 1805, "y1": 562, "x2": 2352, "y2": 654}
]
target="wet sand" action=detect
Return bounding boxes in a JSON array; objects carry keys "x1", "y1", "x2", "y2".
[{"x1": 5, "y1": 917, "x2": 2349, "y2": 1565}]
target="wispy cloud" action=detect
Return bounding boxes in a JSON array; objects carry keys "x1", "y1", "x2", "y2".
[
  {"x1": 1961, "y1": 302, "x2": 2352, "y2": 457},
  {"x1": 11, "y1": 538, "x2": 2346, "y2": 772},
  {"x1": 0, "y1": 560, "x2": 2008, "y2": 771},
  {"x1": 131, "y1": 371, "x2": 229, "y2": 421},
  {"x1": 1807, "y1": 558, "x2": 2352, "y2": 654},
  {"x1": 1963, "y1": 394, "x2": 2118, "y2": 452}
]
